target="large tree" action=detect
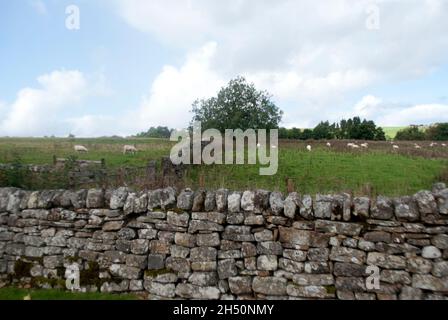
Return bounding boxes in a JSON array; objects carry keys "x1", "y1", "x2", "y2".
[
  {"x1": 191, "y1": 77, "x2": 283, "y2": 132},
  {"x1": 426, "y1": 123, "x2": 448, "y2": 141},
  {"x1": 313, "y1": 121, "x2": 336, "y2": 140},
  {"x1": 395, "y1": 125, "x2": 426, "y2": 141}
]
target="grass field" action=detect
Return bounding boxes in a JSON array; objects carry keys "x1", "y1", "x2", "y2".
[
  {"x1": 382, "y1": 127, "x2": 406, "y2": 140},
  {"x1": 0, "y1": 287, "x2": 139, "y2": 300},
  {"x1": 188, "y1": 148, "x2": 447, "y2": 196},
  {"x1": 0, "y1": 137, "x2": 171, "y2": 167},
  {"x1": 0, "y1": 137, "x2": 447, "y2": 196}
]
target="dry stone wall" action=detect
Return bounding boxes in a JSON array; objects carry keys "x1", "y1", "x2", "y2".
[{"x1": 1, "y1": 184, "x2": 448, "y2": 300}]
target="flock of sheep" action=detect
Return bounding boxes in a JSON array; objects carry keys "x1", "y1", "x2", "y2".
[
  {"x1": 304, "y1": 141, "x2": 447, "y2": 152},
  {"x1": 74, "y1": 144, "x2": 138, "y2": 154},
  {"x1": 305, "y1": 142, "x2": 370, "y2": 152},
  {"x1": 73, "y1": 141, "x2": 447, "y2": 155}
]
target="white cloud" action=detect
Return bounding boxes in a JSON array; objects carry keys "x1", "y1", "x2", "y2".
[
  {"x1": 352, "y1": 95, "x2": 384, "y2": 119},
  {"x1": 134, "y1": 42, "x2": 225, "y2": 129},
  {"x1": 30, "y1": 0, "x2": 47, "y2": 15},
  {"x1": 247, "y1": 68, "x2": 375, "y2": 106},
  {"x1": 377, "y1": 103, "x2": 448, "y2": 126},
  {"x1": 114, "y1": 0, "x2": 448, "y2": 127},
  {"x1": 349, "y1": 95, "x2": 448, "y2": 126},
  {"x1": 0, "y1": 101, "x2": 5, "y2": 122},
  {"x1": 0, "y1": 70, "x2": 102, "y2": 137},
  {"x1": 65, "y1": 115, "x2": 122, "y2": 137},
  {"x1": 116, "y1": 0, "x2": 211, "y2": 47},
  {"x1": 5, "y1": 1, "x2": 448, "y2": 137},
  {"x1": 115, "y1": 0, "x2": 448, "y2": 78},
  {"x1": 66, "y1": 42, "x2": 225, "y2": 136}
]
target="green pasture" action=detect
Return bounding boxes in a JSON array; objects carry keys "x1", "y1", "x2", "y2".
[{"x1": 0, "y1": 137, "x2": 447, "y2": 196}]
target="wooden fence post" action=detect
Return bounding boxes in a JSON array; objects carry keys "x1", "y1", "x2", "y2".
[
  {"x1": 199, "y1": 173, "x2": 205, "y2": 189},
  {"x1": 286, "y1": 178, "x2": 294, "y2": 193},
  {"x1": 146, "y1": 160, "x2": 157, "y2": 188}
]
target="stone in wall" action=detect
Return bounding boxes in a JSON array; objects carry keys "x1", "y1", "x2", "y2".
[{"x1": 0, "y1": 184, "x2": 447, "y2": 300}]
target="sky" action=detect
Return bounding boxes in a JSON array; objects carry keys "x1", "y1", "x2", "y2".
[{"x1": 0, "y1": 0, "x2": 447, "y2": 137}]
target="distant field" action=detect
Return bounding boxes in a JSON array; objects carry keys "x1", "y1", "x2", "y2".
[
  {"x1": 0, "y1": 137, "x2": 172, "y2": 167},
  {"x1": 382, "y1": 127, "x2": 406, "y2": 139},
  {"x1": 382, "y1": 126, "x2": 432, "y2": 140},
  {"x1": 0, "y1": 137, "x2": 447, "y2": 196}
]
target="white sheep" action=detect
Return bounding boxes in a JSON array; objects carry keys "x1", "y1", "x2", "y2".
[
  {"x1": 123, "y1": 145, "x2": 138, "y2": 155},
  {"x1": 430, "y1": 142, "x2": 438, "y2": 147},
  {"x1": 326, "y1": 142, "x2": 331, "y2": 147},
  {"x1": 414, "y1": 144, "x2": 421, "y2": 149},
  {"x1": 442, "y1": 143, "x2": 447, "y2": 147},
  {"x1": 360, "y1": 143, "x2": 368, "y2": 148},
  {"x1": 393, "y1": 145, "x2": 399, "y2": 150},
  {"x1": 347, "y1": 143, "x2": 359, "y2": 149},
  {"x1": 306, "y1": 145, "x2": 312, "y2": 152},
  {"x1": 74, "y1": 145, "x2": 88, "y2": 153}
]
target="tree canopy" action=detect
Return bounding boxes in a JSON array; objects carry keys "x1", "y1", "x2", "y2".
[
  {"x1": 278, "y1": 117, "x2": 386, "y2": 141},
  {"x1": 191, "y1": 77, "x2": 283, "y2": 132},
  {"x1": 395, "y1": 123, "x2": 448, "y2": 141},
  {"x1": 136, "y1": 126, "x2": 172, "y2": 138},
  {"x1": 395, "y1": 126, "x2": 426, "y2": 141},
  {"x1": 426, "y1": 123, "x2": 448, "y2": 141}
]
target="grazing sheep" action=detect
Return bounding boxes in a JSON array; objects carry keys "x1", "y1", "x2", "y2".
[
  {"x1": 414, "y1": 144, "x2": 421, "y2": 149},
  {"x1": 123, "y1": 145, "x2": 138, "y2": 155},
  {"x1": 326, "y1": 142, "x2": 331, "y2": 147},
  {"x1": 347, "y1": 143, "x2": 354, "y2": 147},
  {"x1": 393, "y1": 145, "x2": 399, "y2": 150},
  {"x1": 360, "y1": 143, "x2": 368, "y2": 148},
  {"x1": 351, "y1": 144, "x2": 360, "y2": 149},
  {"x1": 74, "y1": 145, "x2": 88, "y2": 153},
  {"x1": 430, "y1": 142, "x2": 438, "y2": 147},
  {"x1": 442, "y1": 143, "x2": 447, "y2": 147},
  {"x1": 306, "y1": 145, "x2": 312, "y2": 152}
]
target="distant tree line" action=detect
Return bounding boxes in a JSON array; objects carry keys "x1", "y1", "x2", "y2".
[
  {"x1": 136, "y1": 117, "x2": 387, "y2": 141},
  {"x1": 135, "y1": 126, "x2": 173, "y2": 139},
  {"x1": 136, "y1": 77, "x2": 446, "y2": 142},
  {"x1": 395, "y1": 123, "x2": 448, "y2": 141},
  {"x1": 279, "y1": 117, "x2": 386, "y2": 141}
]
